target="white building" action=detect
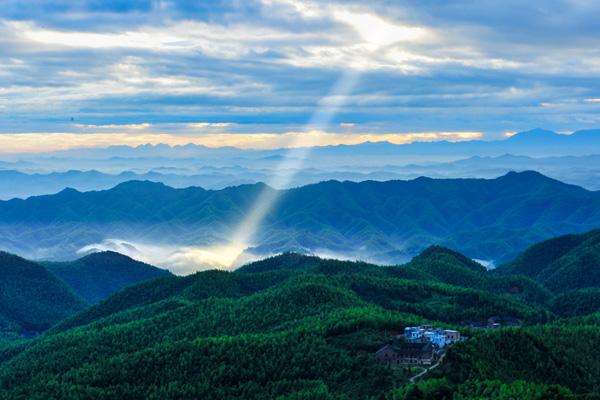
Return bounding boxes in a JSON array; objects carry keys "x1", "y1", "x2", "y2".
[{"x1": 404, "y1": 326, "x2": 461, "y2": 348}]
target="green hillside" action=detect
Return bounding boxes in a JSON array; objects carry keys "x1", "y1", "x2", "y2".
[
  {"x1": 498, "y1": 229, "x2": 600, "y2": 292},
  {"x1": 438, "y1": 321, "x2": 600, "y2": 396},
  {"x1": 44, "y1": 251, "x2": 172, "y2": 304},
  {"x1": 0, "y1": 252, "x2": 87, "y2": 337},
  {"x1": 0, "y1": 249, "x2": 564, "y2": 399},
  {"x1": 550, "y1": 289, "x2": 600, "y2": 317},
  {"x1": 389, "y1": 246, "x2": 552, "y2": 305},
  {"x1": 1, "y1": 235, "x2": 599, "y2": 398}
]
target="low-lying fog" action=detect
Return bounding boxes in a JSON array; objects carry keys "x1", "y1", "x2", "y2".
[{"x1": 77, "y1": 238, "x2": 490, "y2": 275}]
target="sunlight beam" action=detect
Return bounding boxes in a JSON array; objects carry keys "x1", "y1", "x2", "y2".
[{"x1": 226, "y1": 71, "x2": 360, "y2": 262}]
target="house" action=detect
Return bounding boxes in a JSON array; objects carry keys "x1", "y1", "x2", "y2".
[
  {"x1": 404, "y1": 325, "x2": 460, "y2": 347},
  {"x1": 444, "y1": 329, "x2": 460, "y2": 343},
  {"x1": 425, "y1": 330, "x2": 447, "y2": 348},
  {"x1": 375, "y1": 341, "x2": 434, "y2": 366},
  {"x1": 404, "y1": 326, "x2": 422, "y2": 341}
]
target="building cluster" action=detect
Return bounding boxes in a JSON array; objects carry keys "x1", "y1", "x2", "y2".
[
  {"x1": 403, "y1": 326, "x2": 461, "y2": 348},
  {"x1": 375, "y1": 325, "x2": 461, "y2": 367}
]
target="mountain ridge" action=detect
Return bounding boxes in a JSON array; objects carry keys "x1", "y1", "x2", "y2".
[
  {"x1": 14, "y1": 128, "x2": 600, "y2": 157},
  {"x1": 0, "y1": 171, "x2": 599, "y2": 268}
]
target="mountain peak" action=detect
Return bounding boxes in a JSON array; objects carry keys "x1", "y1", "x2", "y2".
[
  {"x1": 79, "y1": 250, "x2": 137, "y2": 263},
  {"x1": 507, "y1": 128, "x2": 559, "y2": 142},
  {"x1": 498, "y1": 170, "x2": 555, "y2": 183},
  {"x1": 410, "y1": 245, "x2": 488, "y2": 276},
  {"x1": 57, "y1": 187, "x2": 81, "y2": 196},
  {"x1": 418, "y1": 245, "x2": 465, "y2": 258},
  {"x1": 415, "y1": 245, "x2": 484, "y2": 269},
  {"x1": 46, "y1": 250, "x2": 172, "y2": 304},
  {"x1": 110, "y1": 180, "x2": 171, "y2": 193}
]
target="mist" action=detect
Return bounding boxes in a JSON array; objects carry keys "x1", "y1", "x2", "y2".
[{"x1": 77, "y1": 239, "x2": 267, "y2": 275}]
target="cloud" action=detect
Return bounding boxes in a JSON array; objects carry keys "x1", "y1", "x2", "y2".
[
  {"x1": 187, "y1": 122, "x2": 237, "y2": 129},
  {"x1": 0, "y1": 0, "x2": 600, "y2": 139},
  {"x1": 77, "y1": 238, "x2": 260, "y2": 275},
  {"x1": 74, "y1": 123, "x2": 152, "y2": 130},
  {"x1": 332, "y1": 9, "x2": 429, "y2": 46}
]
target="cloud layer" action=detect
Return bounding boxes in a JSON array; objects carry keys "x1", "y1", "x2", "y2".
[{"x1": 0, "y1": 0, "x2": 599, "y2": 149}]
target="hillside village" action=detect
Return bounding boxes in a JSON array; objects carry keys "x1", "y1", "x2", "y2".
[{"x1": 375, "y1": 326, "x2": 462, "y2": 367}]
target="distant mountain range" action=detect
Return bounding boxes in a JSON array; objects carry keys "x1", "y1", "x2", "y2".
[
  {"x1": 0, "y1": 169, "x2": 258, "y2": 200},
  {"x1": 0, "y1": 171, "x2": 599, "y2": 270},
  {"x1": 15, "y1": 128, "x2": 600, "y2": 160},
  {"x1": 2, "y1": 129, "x2": 600, "y2": 200},
  {"x1": 2, "y1": 152, "x2": 600, "y2": 199}
]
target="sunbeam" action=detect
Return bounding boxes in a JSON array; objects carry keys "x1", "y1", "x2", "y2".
[{"x1": 221, "y1": 71, "x2": 361, "y2": 268}]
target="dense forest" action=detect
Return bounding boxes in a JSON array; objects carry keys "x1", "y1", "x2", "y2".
[
  {"x1": 0, "y1": 252, "x2": 86, "y2": 335},
  {"x1": 0, "y1": 233, "x2": 598, "y2": 398},
  {"x1": 43, "y1": 251, "x2": 172, "y2": 304},
  {"x1": 498, "y1": 229, "x2": 600, "y2": 292}
]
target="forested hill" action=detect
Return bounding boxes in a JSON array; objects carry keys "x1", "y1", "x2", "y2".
[
  {"x1": 1, "y1": 171, "x2": 600, "y2": 265},
  {"x1": 497, "y1": 229, "x2": 600, "y2": 292},
  {"x1": 0, "y1": 251, "x2": 172, "y2": 337},
  {"x1": 1, "y1": 239, "x2": 600, "y2": 398},
  {"x1": 0, "y1": 252, "x2": 87, "y2": 335},
  {"x1": 44, "y1": 251, "x2": 172, "y2": 304}
]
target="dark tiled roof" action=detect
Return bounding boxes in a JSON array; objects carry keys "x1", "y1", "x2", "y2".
[{"x1": 389, "y1": 341, "x2": 433, "y2": 356}]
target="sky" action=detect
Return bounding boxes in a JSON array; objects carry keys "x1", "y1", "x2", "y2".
[{"x1": 1, "y1": 0, "x2": 600, "y2": 152}]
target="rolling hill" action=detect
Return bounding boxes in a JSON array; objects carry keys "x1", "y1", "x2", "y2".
[
  {"x1": 43, "y1": 251, "x2": 172, "y2": 304},
  {"x1": 497, "y1": 229, "x2": 600, "y2": 292},
  {"x1": 0, "y1": 171, "x2": 599, "y2": 270},
  {"x1": 0, "y1": 240, "x2": 598, "y2": 398},
  {"x1": 0, "y1": 252, "x2": 87, "y2": 336}
]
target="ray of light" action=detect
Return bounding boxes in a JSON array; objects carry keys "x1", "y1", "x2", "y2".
[{"x1": 223, "y1": 71, "x2": 361, "y2": 264}]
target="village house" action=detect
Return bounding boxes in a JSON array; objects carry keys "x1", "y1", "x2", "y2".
[
  {"x1": 375, "y1": 325, "x2": 462, "y2": 367},
  {"x1": 403, "y1": 325, "x2": 461, "y2": 348},
  {"x1": 375, "y1": 341, "x2": 434, "y2": 367},
  {"x1": 444, "y1": 329, "x2": 460, "y2": 342}
]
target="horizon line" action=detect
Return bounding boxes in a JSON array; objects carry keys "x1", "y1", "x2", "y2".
[{"x1": 0, "y1": 128, "x2": 589, "y2": 155}]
